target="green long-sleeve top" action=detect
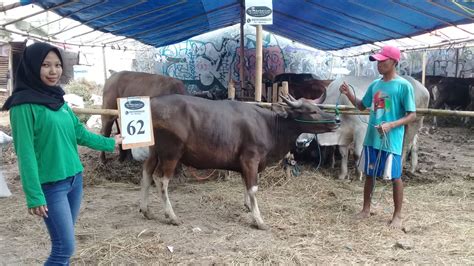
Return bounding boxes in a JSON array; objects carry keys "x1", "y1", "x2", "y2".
[{"x1": 10, "y1": 103, "x2": 115, "y2": 208}]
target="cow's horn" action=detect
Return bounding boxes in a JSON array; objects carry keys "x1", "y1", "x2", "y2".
[
  {"x1": 312, "y1": 91, "x2": 327, "y2": 104},
  {"x1": 280, "y1": 93, "x2": 302, "y2": 108},
  {"x1": 288, "y1": 94, "x2": 297, "y2": 101}
]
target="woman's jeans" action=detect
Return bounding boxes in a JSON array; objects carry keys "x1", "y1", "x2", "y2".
[{"x1": 41, "y1": 172, "x2": 83, "y2": 266}]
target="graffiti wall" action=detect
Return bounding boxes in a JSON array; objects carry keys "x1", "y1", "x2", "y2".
[
  {"x1": 134, "y1": 24, "x2": 330, "y2": 94},
  {"x1": 133, "y1": 24, "x2": 474, "y2": 95}
]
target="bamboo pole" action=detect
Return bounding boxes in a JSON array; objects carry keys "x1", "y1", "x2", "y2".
[
  {"x1": 254, "y1": 25, "x2": 263, "y2": 102},
  {"x1": 71, "y1": 103, "x2": 474, "y2": 118},
  {"x1": 102, "y1": 46, "x2": 108, "y2": 84},
  {"x1": 72, "y1": 107, "x2": 118, "y2": 116},
  {"x1": 281, "y1": 81, "x2": 289, "y2": 99},
  {"x1": 7, "y1": 44, "x2": 13, "y2": 96},
  {"x1": 245, "y1": 102, "x2": 474, "y2": 117},
  {"x1": 228, "y1": 79, "x2": 235, "y2": 100},
  {"x1": 277, "y1": 86, "x2": 283, "y2": 103},
  {"x1": 239, "y1": 5, "x2": 246, "y2": 90},
  {"x1": 266, "y1": 86, "x2": 272, "y2": 102},
  {"x1": 422, "y1": 51, "x2": 427, "y2": 86},
  {"x1": 272, "y1": 82, "x2": 278, "y2": 103}
]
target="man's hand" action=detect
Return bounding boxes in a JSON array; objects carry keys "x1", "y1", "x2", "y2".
[
  {"x1": 28, "y1": 205, "x2": 48, "y2": 218},
  {"x1": 375, "y1": 122, "x2": 393, "y2": 135},
  {"x1": 339, "y1": 82, "x2": 352, "y2": 96}
]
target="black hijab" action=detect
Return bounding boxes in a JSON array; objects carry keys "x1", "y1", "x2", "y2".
[{"x1": 2, "y1": 42, "x2": 65, "y2": 111}]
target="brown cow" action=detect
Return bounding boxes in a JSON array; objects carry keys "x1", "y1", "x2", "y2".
[
  {"x1": 100, "y1": 71, "x2": 186, "y2": 162},
  {"x1": 139, "y1": 94, "x2": 339, "y2": 230}
]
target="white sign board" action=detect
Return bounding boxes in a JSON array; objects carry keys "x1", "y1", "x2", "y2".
[
  {"x1": 117, "y1": 96, "x2": 154, "y2": 149},
  {"x1": 245, "y1": 0, "x2": 273, "y2": 25}
]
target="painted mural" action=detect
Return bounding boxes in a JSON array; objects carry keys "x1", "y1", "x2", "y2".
[{"x1": 133, "y1": 24, "x2": 474, "y2": 96}]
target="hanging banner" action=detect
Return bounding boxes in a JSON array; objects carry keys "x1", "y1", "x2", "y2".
[
  {"x1": 245, "y1": 0, "x2": 273, "y2": 25},
  {"x1": 117, "y1": 96, "x2": 154, "y2": 150}
]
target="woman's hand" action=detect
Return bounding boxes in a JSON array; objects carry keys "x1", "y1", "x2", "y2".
[
  {"x1": 114, "y1": 134, "x2": 124, "y2": 146},
  {"x1": 28, "y1": 205, "x2": 48, "y2": 218}
]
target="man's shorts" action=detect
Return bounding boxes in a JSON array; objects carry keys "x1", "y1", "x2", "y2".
[{"x1": 358, "y1": 146, "x2": 402, "y2": 180}]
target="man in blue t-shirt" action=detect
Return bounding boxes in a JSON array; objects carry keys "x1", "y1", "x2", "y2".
[{"x1": 339, "y1": 45, "x2": 416, "y2": 229}]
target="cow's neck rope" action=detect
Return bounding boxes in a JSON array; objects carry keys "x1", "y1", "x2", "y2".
[{"x1": 293, "y1": 118, "x2": 337, "y2": 123}]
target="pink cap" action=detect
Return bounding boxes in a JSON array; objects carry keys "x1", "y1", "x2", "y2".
[{"x1": 369, "y1": 45, "x2": 401, "y2": 62}]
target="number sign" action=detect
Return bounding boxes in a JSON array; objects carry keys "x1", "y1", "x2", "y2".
[{"x1": 117, "y1": 96, "x2": 154, "y2": 149}]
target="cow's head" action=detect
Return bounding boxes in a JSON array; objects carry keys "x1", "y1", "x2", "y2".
[{"x1": 272, "y1": 93, "x2": 339, "y2": 133}]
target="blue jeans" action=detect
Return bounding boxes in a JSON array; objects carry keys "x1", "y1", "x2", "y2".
[{"x1": 41, "y1": 172, "x2": 83, "y2": 266}]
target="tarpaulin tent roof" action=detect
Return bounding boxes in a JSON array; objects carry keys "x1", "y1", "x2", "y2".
[{"x1": 19, "y1": 0, "x2": 474, "y2": 51}]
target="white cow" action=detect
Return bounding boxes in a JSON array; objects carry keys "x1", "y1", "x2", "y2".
[
  {"x1": 317, "y1": 76, "x2": 430, "y2": 180},
  {"x1": 0, "y1": 131, "x2": 13, "y2": 197}
]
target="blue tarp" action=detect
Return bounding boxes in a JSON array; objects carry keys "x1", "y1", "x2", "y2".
[{"x1": 22, "y1": 0, "x2": 474, "y2": 50}]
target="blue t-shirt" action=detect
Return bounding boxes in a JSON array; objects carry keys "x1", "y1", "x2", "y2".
[{"x1": 361, "y1": 76, "x2": 416, "y2": 155}]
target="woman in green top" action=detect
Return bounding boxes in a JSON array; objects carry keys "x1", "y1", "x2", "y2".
[{"x1": 2, "y1": 42, "x2": 122, "y2": 265}]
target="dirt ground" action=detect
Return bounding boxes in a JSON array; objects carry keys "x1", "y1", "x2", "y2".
[{"x1": 0, "y1": 111, "x2": 473, "y2": 264}]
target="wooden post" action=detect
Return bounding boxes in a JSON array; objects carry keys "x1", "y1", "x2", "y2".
[
  {"x1": 239, "y1": 6, "x2": 246, "y2": 91},
  {"x1": 102, "y1": 46, "x2": 107, "y2": 83},
  {"x1": 255, "y1": 25, "x2": 263, "y2": 102},
  {"x1": 272, "y1": 82, "x2": 278, "y2": 103},
  {"x1": 278, "y1": 86, "x2": 283, "y2": 102},
  {"x1": 266, "y1": 86, "x2": 271, "y2": 102},
  {"x1": 282, "y1": 81, "x2": 289, "y2": 98},
  {"x1": 422, "y1": 51, "x2": 427, "y2": 86},
  {"x1": 228, "y1": 79, "x2": 235, "y2": 100},
  {"x1": 7, "y1": 44, "x2": 13, "y2": 96},
  {"x1": 455, "y1": 48, "x2": 459, "y2": 78}
]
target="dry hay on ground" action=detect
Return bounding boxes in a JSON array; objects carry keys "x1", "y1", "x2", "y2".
[{"x1": 0, "y1": 125, "x2": 473, "y2": 264}]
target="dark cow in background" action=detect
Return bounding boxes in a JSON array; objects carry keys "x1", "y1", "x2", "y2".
[
  {"x1": 100, "y1": 71, "x2": 187, "y2": 163},
  {"x1": 411, "y1": 75, "x2": 474, "y2": 125},
  {"x1": 272, "y1": 73, "x2": 331, "y2": 100},
  {"x1": 431, "y1": 77, "x2": 474, "y2": 110},
  {"x1": 139, "y1": 94, "x2": 338, "y2": 230}
]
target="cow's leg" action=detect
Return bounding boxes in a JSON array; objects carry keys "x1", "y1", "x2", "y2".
[
  {"x1": 240, "y1": 157, "x2": 267, "y2": 230},
  {"x1": 410, "y1": 134, "x2": 418, "y2": 174},
  {"x1": 154, "y1": 159, "x2": 180, "y2": 225},
  {"x1": 403, "y1": 118, "x2": 423, "y2": 173},
  {"x1": 338, "y1": 145, "x2": 349, "y2": 180},
  {"x1": 330, "y1": 146, "x2": 336, "y2": 169},
  {"x1": 99, "y1": 115, "x2": 116, "y2": 163},
  {"x1": 353, "y1": 142, "x2": 364, "y2": 181},
  {"x1": 139, "y1": 148, "x2": 158, "y2": 219},
  {"x1": 119, "y1": 148, "x2": 133, "y2": 162},
  {"x1": 243, "y1": 189, "x2": 251, "y2": 212}
]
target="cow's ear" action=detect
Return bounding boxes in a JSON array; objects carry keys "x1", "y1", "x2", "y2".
[{"x1": 271, "y1": 103, "x2": 289, "y2": 118}]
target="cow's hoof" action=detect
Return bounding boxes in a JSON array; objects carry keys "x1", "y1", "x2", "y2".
[
  {"x1": 243, "y1": 203, "x2": 251, "y2": 212},
  {"x1": 256, "y1": 223, "x2": 270, "y2": 230},
  {"x1": 169, "y1": 219, "x2": 182, "y2": 226},
  {"x1": 140, "y1": 209, "x2": 154, "y2": 220}
]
